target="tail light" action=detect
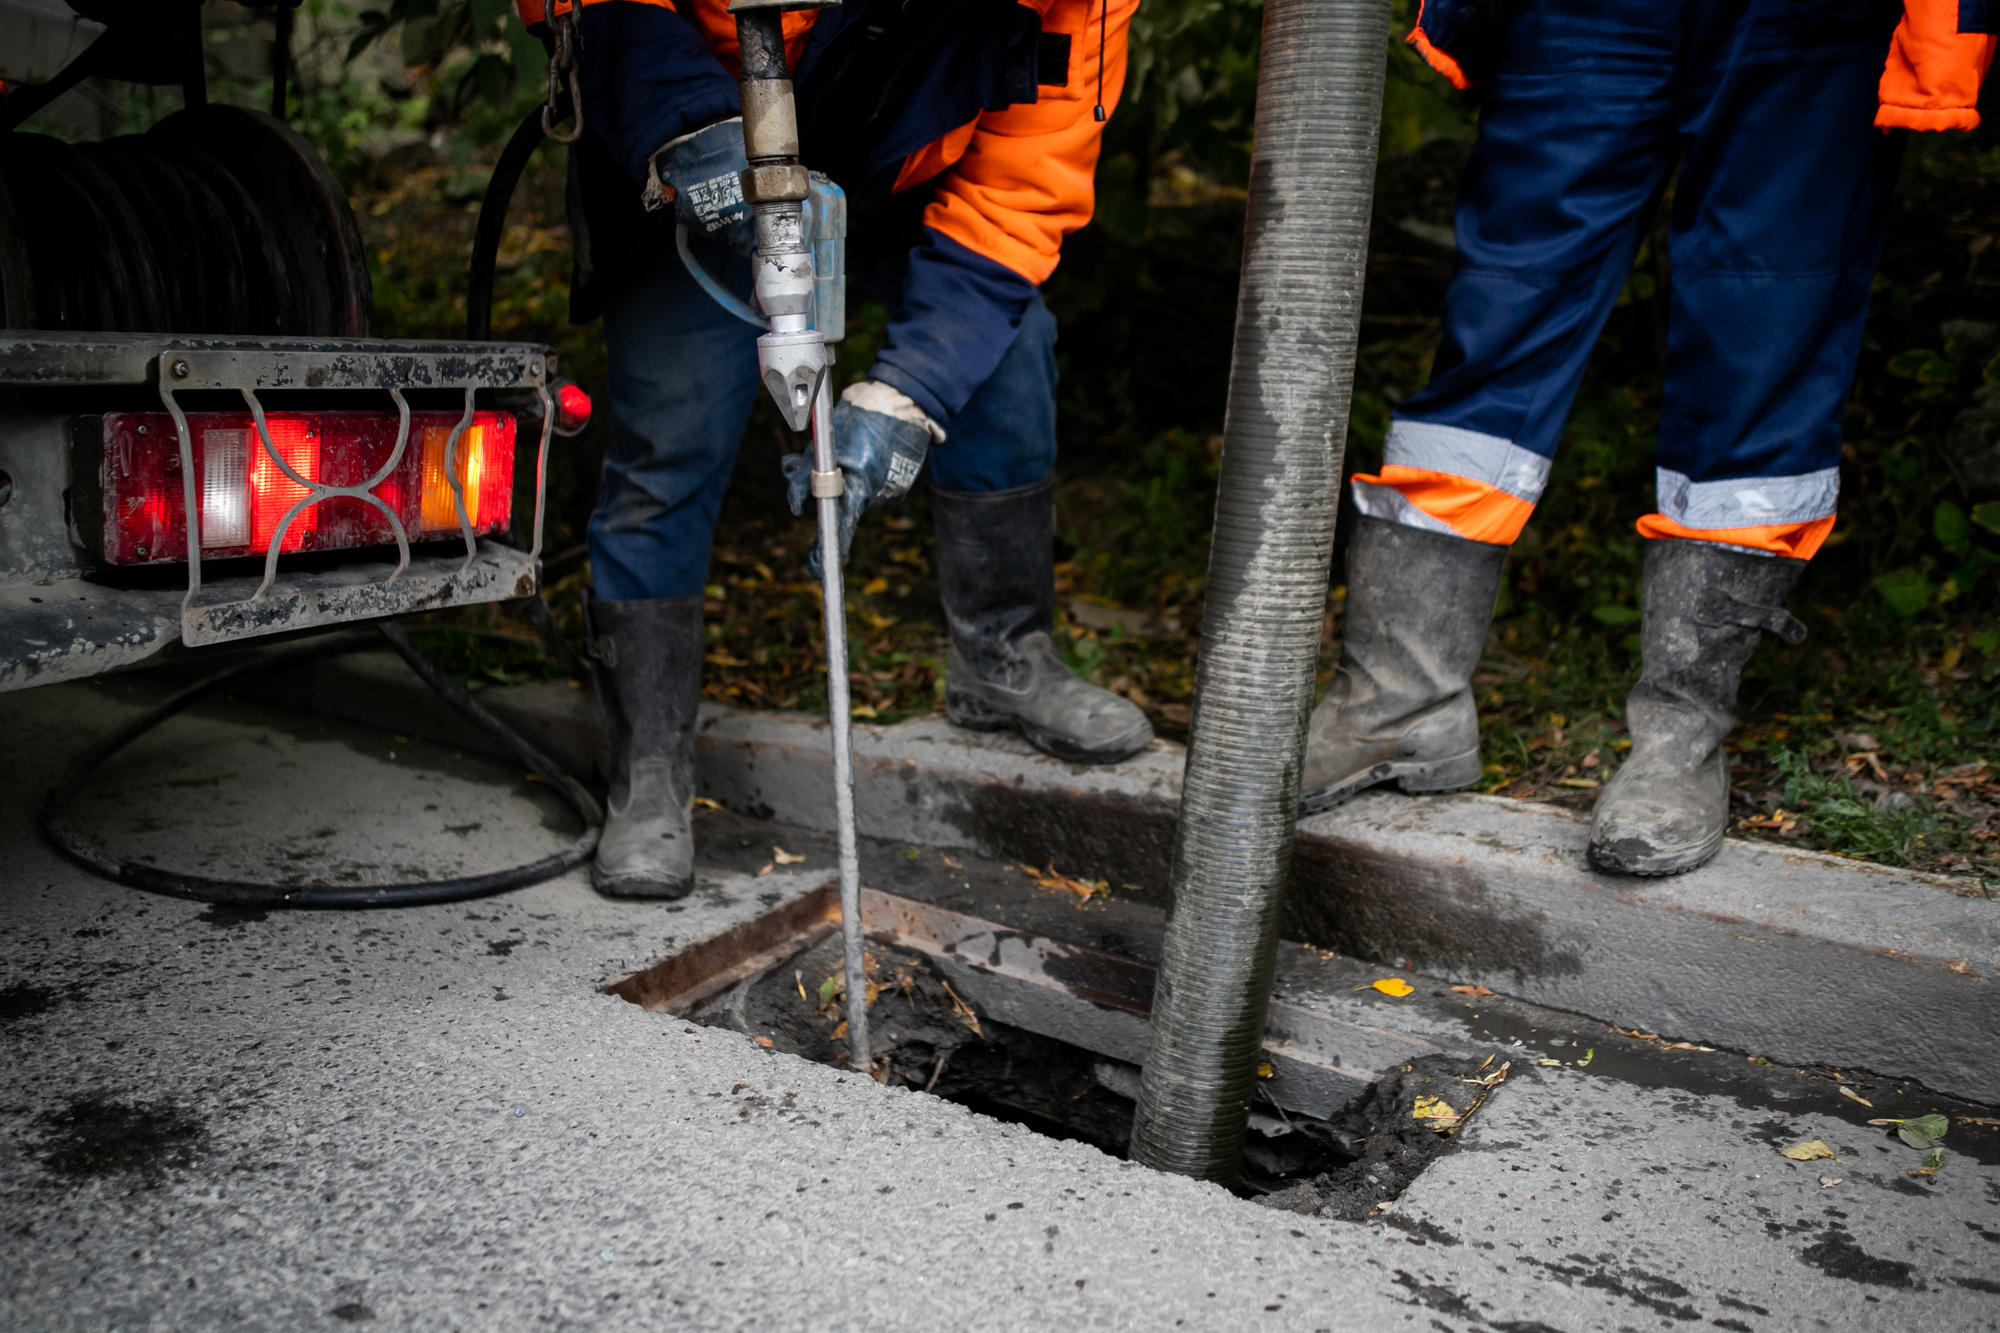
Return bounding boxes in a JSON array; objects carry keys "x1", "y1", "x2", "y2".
[
  {"x1": 96, "y1": 411, "x2": 516, "y2": 566},
  {"x1": 553, "y1": 381, "x2": 592, "y2": 436}
]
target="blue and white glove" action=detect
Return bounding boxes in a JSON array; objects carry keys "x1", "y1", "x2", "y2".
[
  {"x1": 785, "y1": 381, "x2": 943, "y2": 576},
  {"x1": 643, "y1": 118, "x2": 754, "y2": 256}
]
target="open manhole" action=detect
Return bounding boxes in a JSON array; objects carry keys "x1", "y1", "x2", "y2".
[{"x1": 603, "y1": 876, "x2": 1504, "y2": 1207}]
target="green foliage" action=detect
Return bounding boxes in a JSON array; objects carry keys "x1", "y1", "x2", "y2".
[
  {"x1": 347, "y1": 0, "x2": 547, "y2": 118},
  {"x1": 1766, "y1": 749, "x2": 1984, "y2": 873}
]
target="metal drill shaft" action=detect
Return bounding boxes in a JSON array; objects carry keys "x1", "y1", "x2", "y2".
[{"x1": 733, "y1": 2, "x2": 870, "y2": 1073}]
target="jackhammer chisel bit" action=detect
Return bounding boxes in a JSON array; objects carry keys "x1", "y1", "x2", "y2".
[{"x1": 729, "y1": 0, "x2": 870, "y2": 1074}]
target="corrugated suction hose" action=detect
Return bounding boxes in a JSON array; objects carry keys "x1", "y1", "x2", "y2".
[{"x1": 1129, "y1": 0, "x2": 1391, "y2": 1182}]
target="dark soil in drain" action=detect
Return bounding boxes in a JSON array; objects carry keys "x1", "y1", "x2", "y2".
[
  {"x1": 1257, "y1": 1054, "x2": 1517, "y2": 1221},
  {"x1": 692, "y1": 933, "x2": 1355, "y2": 1192}
]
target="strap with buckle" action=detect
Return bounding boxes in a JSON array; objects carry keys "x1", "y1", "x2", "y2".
[{"x1": 1694, "y1": 589, "x2": 1806, "y2": 644}]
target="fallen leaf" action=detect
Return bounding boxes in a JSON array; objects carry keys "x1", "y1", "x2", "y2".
[
  {"x1": 795, "y1": 971, "x2": 808, "y2": 1002},
  {"x1": 1450, "y1": 985, "x2": 1495, "y2": 997},
  {"x1": 1576, "y1": 1048, "x2": 1594, "y2": 1068},
  {"x1": 693, "y1": 797, "x2": 723, "y2": 811},
  {"x1": 831, "y1": 1020, "x2": 848, "y2": 1039},
  {"x1": 1536, "y1": 1058, "x2": 1563, "y2": 1067},
  {"x1": 941, "y1": 979, "x2": 983, "y2": 1037},
  {"x1": 1839, "y1": 1086, "x2": 1874, "y2": 1108},
  {"x1": 1363, "y1": 978, "x2": 1415, "y2": 997},
  {"x1": 850, "y1": 704, "x2": 878, "y2": 719},
  {"x1": 1908, "y1": 1146, "x2": 1945, "y2": 1178},
  {"x1": 1256, "y1": 1062, "x2": 1274, "y2": 1079},
  {"x1": 1554, "y1": 777, "x2": 1600, "y2": 789},
  {"x1": 753, "y1": 1036, "x2": 773, "y2": 1048},
  {"x1": 817, "y1": 975, "x2": 839, "y2": 1008},
  {"x1": 1780, "y1": 1140, "x2": 1839, "y2": 1162},
  {"x1": 1021, "y1": 861, "x2": 1105, "y2": 904},
  {"x1": 1661, "y1": 1042, "x2": 1716, "y2": 1052},
  {"x1": 861, "y1": 577, "x2": 889, "y2": 596},
  {"x1": 1818, "y1": 1176, "x2": 1842, "y2": 1188},
  {"x1": 755, "y1": 863, "x2": 773, "y2": 877},
  {"x1": 1412, "y1": 1096, "x2": 1461, "y2": 1128},
  {"x1": 1612, "y1": 1026, "x2": 1661, "y2": 1041},
  {"x1": 1896, "y1": 1113, "x2": 1950, "y2": 1150},
  {"x1": 773, "y1": 847, "x2": 805, "y2": 865},
  {"x1": 1954, "y1": 1116, "x2": 2000, "y2": 1128},
  {"x1": 941, "y1": 855, "x2": 963, "y2": 869}
]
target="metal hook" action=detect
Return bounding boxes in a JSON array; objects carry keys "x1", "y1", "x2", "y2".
[{"x1": 541, "y1": 11, "x2": 585, "y2": 145}]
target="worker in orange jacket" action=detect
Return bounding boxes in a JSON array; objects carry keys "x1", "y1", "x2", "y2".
[
  {"x1": 519, "y1": 0, "x2": 1151, "y2": 898},
  {"x1": 1303, "y1": 0, "x2": 1993, "y2": 874}
]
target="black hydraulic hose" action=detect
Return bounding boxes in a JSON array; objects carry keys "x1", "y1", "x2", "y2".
[
  {"x1": 466, "y1": 105, "x2": 590, "y2": 676},
  {"x1": 41, "y1": 625, "x2": 602, "y2": 909},
  {"x1": 468, "y1": 103, "x2": 554, "y2": 340},
  {"x1": 1129, "y1": 0, "x2": 1390, "y2": 1182}
]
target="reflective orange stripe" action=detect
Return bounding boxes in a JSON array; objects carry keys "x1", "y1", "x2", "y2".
[
  {"x1": 1351, "y1": 465, "x2": 1535, "y2": 545},
  {"x1": 1877, "y1": 0, "x2": 1996, "y2": 131},
  {"x1": 1405, "y1": 1, "x2": 1472, "y2": 92},
  {"x1": 1633, "y1": 513, "x2": 1835, "y2": 560}
]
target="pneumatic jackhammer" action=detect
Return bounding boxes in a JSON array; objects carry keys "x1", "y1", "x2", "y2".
[{"x1": 727, "y1": 0, "x2": 872, "y2": 1072}]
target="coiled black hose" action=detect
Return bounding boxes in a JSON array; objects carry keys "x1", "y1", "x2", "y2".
[
  {"x1": 1129, "y1": 0, "x2": 1391, "y2": 1182},
  {"x1": 40, "y1": 625, "x2": 602, "y2": 909}
]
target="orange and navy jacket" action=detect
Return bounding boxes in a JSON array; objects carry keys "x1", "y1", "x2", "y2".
[
  {"x1": 1407, "y1": 0, "x2": 1996, "y2": 131},
  {"x1": 519, "y1": 0, "x2": 1134, "y2": 422}
]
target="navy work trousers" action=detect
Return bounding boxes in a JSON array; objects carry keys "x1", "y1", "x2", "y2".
[
  {"x1": 1356, "y1": 0, "x2": 1906, "y2": 556},
  {"x1": 587, "y1": 237, "x2": 1058, "y2": 602}
]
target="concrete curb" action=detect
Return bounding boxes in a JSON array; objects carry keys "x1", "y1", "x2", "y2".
[{"x1": 242, "y1": 649, "x2": 2000, "y2": 1105}]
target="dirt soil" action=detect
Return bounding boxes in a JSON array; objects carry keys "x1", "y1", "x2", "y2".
[
  {"x1": 692, "y1": 935, "x2": 1352, "y2": 1184},
  {"x1": 1259, "y1": 1054, "x2": 1517, "y2": 1222}
]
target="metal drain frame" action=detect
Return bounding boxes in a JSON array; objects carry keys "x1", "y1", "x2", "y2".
[{"x1": 604, "y1": 884, "x2": 1480, "y2": 1121}]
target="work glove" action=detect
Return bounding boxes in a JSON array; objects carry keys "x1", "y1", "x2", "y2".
[
  {"x1": 784, "y1": 380, "x2": 943, "y2": 577},
  {"x1": 643, "y1": 118, "x2": 754, "y2": 256}
]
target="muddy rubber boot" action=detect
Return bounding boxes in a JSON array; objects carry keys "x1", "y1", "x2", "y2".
[
  {"x1": 932, "y1": 477, "x2": 1153, "y2": 764},
  {"x1": 584, "y1": 592, "x2": 704, "y2": 898},
  {"x1": 1298, "y1": 517, "x2": 1508, "y2": 815},
  {"x1": 1588, "y1": 539, "x2": 1807, "y2": 876}
]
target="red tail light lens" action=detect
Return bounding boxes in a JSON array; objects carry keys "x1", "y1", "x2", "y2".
[
  {"x1": 98, "y1": 411, "x2": 516, "y2": 566},
  {"x1": 554, "y1": 381, "x2": 592, "y2": 436}
]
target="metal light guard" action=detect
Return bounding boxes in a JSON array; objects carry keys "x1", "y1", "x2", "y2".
[{"x1": 156, "y1": 344, "x2": 555, "y2": 648}]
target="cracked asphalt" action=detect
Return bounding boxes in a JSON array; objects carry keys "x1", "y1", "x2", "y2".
[{"x1": 1, "y1": 677, "x2": 1994, "y2": 1330}]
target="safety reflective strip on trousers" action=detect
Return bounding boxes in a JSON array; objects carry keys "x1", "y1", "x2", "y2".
[{"x1": 1352, "y1": 415, "x2": 1839, "y2": 559}]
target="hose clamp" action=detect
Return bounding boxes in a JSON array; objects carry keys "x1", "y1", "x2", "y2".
[{"x1": 809, "y1": 468, "x2": 844, "y2": 498}]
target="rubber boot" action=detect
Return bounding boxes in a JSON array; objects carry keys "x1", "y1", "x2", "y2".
[
  {"x1": 932, "y1": 477, "x2": 1154, "y2": 764},
  {"x1": 1589, "y1": 540, "x2": 1806, "y2": 876},
  {"x1": 1298, "y1": 517, "x2": 1508, "y2": 815},
  {"x1": 585, "y1": 593, "x2": 704, "y2": 898}
]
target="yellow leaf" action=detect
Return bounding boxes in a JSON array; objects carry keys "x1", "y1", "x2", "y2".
[
  {"x1": 1780, "y1": 1139, "x2": 1838, "y2": 1162},
  {"x1": 1838, "y1": 1086, "x2": 1874, "y2": 1108},
  {"x1": 1369, "y1": 978, "x2": 1415, "y2": 997},
  {"x1": 773, "y1": 847, "x2": 805, "y2": 865},
  {"x1": 1536, "y1": 1058, "x2": 1563, "y2": 1067},
  {"x1": 1412, "y1": 1096, "x2": 1461, "y2": 1126},
  {"x1": 693, "y1": 797, "x2": 723, "y2": 811},
  {"x1": 861, "y1": 577, "x2": 888, "y2": 596},
  {"x1": 1255, "y1": 1062, "x2": 1274, "y2": 1079},
  {"x1": 850, "y1": 704, "x2": 878, "y2": 719}
]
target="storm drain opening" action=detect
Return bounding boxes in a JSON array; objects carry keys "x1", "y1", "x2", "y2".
[{"x1": 604, "y1": 884, "x2": 1502, "y2": 1206}]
